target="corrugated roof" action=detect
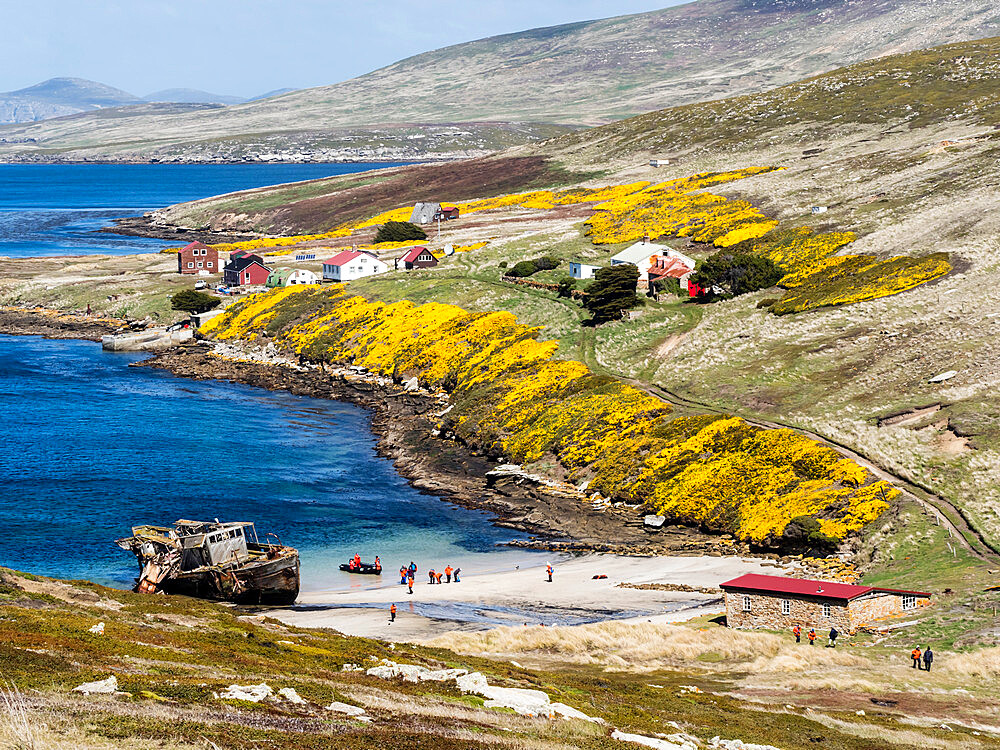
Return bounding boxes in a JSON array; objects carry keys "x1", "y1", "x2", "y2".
[
  {"x1": 400, "y1": 246, "x2": 430, "y2": 263},
  {"x1": 611, "y1": 241, "x2": 668, "y2": 266},
  {"x1": 720, "y1": 574, "x2": 930, "y2": 601},
  {"x1": 324, "y1": 250, "x2": 363, "y2": 266}
]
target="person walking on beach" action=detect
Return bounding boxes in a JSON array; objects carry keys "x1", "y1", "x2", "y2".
[
  {"x1": 911, "y1": 646, "x2": 922, "y2": 668},
  {"x1": 445, "y1": 565, "x2": 453, "y2": 583},
  {"x1": 453, "y1": 567, "x2": 461, "y2": 583},
  {"x1": 923, "y1": 646, "x2": 933, "y2": 672},
  {"x1": 390, "y1": 603, "x2": 396, "y2": 623},
  {"x1": 400, "y1": 566, "x2": 407, "y2": 585},
  {"x1": 828, "y1": 627, "x2": 839, "y2": 648},
  {"x1": 807, "y1": 628, "x2": 816, "y2": 645},
  {"x1": 546, "y1": 563, "x2": 553, "y2": 583},
  {"x1": 793, "y1": 625, "x2": 801, "y2": 643},
  {"x1": 408, "y1": 562, "x2": 417, "y2": 577},
  {"x1": 407, "y1": 572, "x2": 414, "y2": 595}
]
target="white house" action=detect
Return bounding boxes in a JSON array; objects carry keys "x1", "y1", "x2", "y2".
[
  {"x1": 612, "y1": 241, "x2": 697, "y2": 291},
  {"x1": 610, "y1": 241, "x2": 670, "y2": 275},
  {"x1": 569, "y1": 261, "x2": 601, "y2": 280},
  {"x1": 322, "y1": 250, "x2": 389, "y2": 282},
  {"x1": 410, "y1": 202, "x2": 441, "y2": 224}
]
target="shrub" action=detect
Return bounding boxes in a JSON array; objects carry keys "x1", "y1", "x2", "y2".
[
  {"x1": 171, "y1": 290, "x2": 220, "y2": 314},
  {"x1": 780, "y1": 515, "x2": 839, "y2": 553},
  {"x1": 652, "y1": 277, "x2": 682, "y2": 297},
  {"x1": 556, "y1": 277, "x2": 576, "y2": 298},
  {"x1": 690, "y1": 252, "x2": 784, "y2": 298},
  {"x1": 498, "y1": 261, "x2": 508, "y2": 269},
  {"x1": 584, "y1": 264, "x2": 641, "y2": 323},
  {"x1": 374, "y1": 221, "x2": 426, "y2": 243},
  {"x1": 504, "y1": 256, "x2": 561, "y2": 278}
]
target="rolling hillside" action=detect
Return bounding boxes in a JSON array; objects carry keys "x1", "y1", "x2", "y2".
[
  {"x1": 2, "y1": 0, "x2": 999, "y2": 161},
  {"x1": 0, "y1": 77, "x2": 140, "y2": 124}
]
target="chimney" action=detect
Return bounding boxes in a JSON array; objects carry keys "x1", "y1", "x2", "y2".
[{"x1": 643, "y1": 235, "x2": 649, "y2": 245}]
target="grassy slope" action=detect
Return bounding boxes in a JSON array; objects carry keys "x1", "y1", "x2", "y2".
[
  {"x1": 3, "y1": 566, "x2": 998, "y2": 749},
  {"x1": 2, "y1": 0, "x2": 1000, "y2": 160}
]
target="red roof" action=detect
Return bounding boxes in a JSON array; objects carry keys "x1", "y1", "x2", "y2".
[
  {"x1": 182, "y1": 241, "x2": 211, "y2": 251},
  {"x1": 399, "y1": 246, "x2": 429, "y2": 263},
  {"x1": 324, "y1": 250, "x2": 363, "y2": 267},
  {"x1": 649, "y1": 258, "x2": 693, "y2": 280},
  {"x1": 720, "y1": 574, "x2": 930, "y2": 601}
]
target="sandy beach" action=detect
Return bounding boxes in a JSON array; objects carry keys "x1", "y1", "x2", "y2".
[{"x1": 269, "y1": 553, "x2": 790, "y2": 641}]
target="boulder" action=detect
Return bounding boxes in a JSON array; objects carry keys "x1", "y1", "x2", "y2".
[
  {"x1": 219, "y1": 683, "x2": 273, "y2": 702},
  {"x1": 644, "y1": 515, "x2": 666, "y2": 529},
  {"x1": 73, "y1": 676, "x2": 118, "y2": 695},
  {"x1": 278, "y1": 687, "x2": 306, "y2": 705}
]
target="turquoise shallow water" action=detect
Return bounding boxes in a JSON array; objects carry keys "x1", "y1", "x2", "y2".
[
  {"x1": 0, "y1": 163, "x2": 410, "y2": 257},
  {"x1": 0, "y1": 336, "x2": 545, "y2": 592}
]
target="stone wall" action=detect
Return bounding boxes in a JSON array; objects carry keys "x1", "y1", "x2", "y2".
[
  {"x1": 849, "y1": 592, "x2": 931, "y2": 625},
  {"x1": 725, "y1": 590, "x2": 933, "y2": 633},
  {"x1": 724, "y1": 591, "x2": 851, "y2": 633}
]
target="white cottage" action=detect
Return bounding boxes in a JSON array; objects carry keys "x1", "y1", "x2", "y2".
[
  {"x1": 410, "y1": 202, "x2": 441, "y2": 225},
  {"x1": 322, "y1": 250, "x2": 388, "y2": 282},
  {"x1": 569, "y1": 261, "x2": 602, "y2": 280}
]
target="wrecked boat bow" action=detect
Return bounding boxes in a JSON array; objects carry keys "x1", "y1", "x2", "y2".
[{"x1": 116, "y1": 520, "x2": 299, "y2": 605}]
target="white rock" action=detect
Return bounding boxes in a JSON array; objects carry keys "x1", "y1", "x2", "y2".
[
  {"x1": 278, "y1": 687, "x2": 306, "y2": 705},
  {"x1": 929, "y1": 370, "x2": 958, "y2": 383},
  {"x1": 551, "y1": 702, "x2": 604, "y2": 724},
  {"x1": 612, "y1": 729, "x2": 690, "y2": 749},
  {"x1": 327, "y1": 700, "x2": 367, "y2": 717},
  {"x1": 403, "y1": 376, "x2": 419, "y2": 391},
  {"x1": 855, "y1": 709, "x2": 865, "y2": 716},
  {"x1": 88, "y1": 622, "x2": 105, "y2": 635},
  {"x1": 73, "y1": 676, "x2": 118, "y2": 695},
  {"x1": 220, "y1": 683, "x2": 273, "y2": 702},
  {"x1": 341, "y1": 663, "x2": 364, "y2": 672},
  {"x1": 366, "y1": 660, "x2": 467, "y2": 683}
]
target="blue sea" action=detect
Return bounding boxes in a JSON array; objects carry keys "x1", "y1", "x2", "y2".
[
  {"x1": 0, "y1": 163, "x2": 548, "y2": 595},
  {"x1": 0, "y1": 335, "x2": 543, "y2": 591},
  {"x1": 0, "y1": 163, "x2": 411, "y2": 258}
]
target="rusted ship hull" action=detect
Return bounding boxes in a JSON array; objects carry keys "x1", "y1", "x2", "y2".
[{"x1": 157, "y1": 552, "x2": 300, "y2": 605}]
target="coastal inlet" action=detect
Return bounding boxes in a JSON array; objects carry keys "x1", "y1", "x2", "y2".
[{"x1": 0, "y1": 334, "x2": 547, "y2": 590}]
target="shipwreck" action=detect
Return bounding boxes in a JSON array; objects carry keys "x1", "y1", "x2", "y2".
[{"x1": 116, "y1": 519, "x2": 300, "y2": 605}]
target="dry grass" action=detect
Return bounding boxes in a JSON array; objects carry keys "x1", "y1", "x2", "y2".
[
  {"x1": 0, "y1": 684, "x2": 42, "y2": 750},
  {"x1": 943, "y1": 647, "x2": 1000, "y2": 681},
  {"x1": 428, "y1": 621, "x2": 868, "y2": 673}
]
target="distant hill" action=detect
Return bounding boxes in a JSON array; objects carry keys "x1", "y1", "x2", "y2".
[
  {"x1": 2, "y1": 0, "x2": 1000, "y2": 160},
  {"x1": 143, "y1": 88, "x2": 246, "y2": 105},
  {"x1": 0, "y1": 77, "x2": 140, "y2": 123},
  {"x1": 248, "y1": 88, "x2": 296, "y2": 101}
]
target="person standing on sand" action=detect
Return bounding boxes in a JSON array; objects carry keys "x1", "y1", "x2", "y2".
[
  {"x1": 390, "y1": 603, "x2": 396, "y2": 623},
  {"x1": 546, "y1": 563, "x2": 553, "y2": 583},
  {"x1": 428, "y1": 568, "x2": 436, "y2": 584},
  {"x1": 808, "y1": 628, "x2": 816, "y2": 645},
  {"x1": 407, "y1": 572, "x2": 414, "y2": 595},
  {"x1": 793, "y1": 625, "x2": 801, "y2": 643},
  {"x1": 400, "y1": 566, "x2": 407, "y2": 585},
  {"x1": 828, "y1": 627, "x2": 839, "y2": 648},
  {"x1": 911, "y1": 646, "x2": 922, "y2": 669},
  {"x1": 445, "y1": 565, "x2": 453, "y2": 583},
  {"x1": 453, "y1": 567, "x2": 461, "y2": 583},
  {"x1": 923, "y1": 647, "x2": 933, "y2": 672}
]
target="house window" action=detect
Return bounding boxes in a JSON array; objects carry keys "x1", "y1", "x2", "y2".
[
  {"x1": 781, "y1": 599, "x2": 791, "y2": 616},
  {"x1": 902, "y1": 595, "x2": 916, "y2": 610},
  {"x1": 187, "y1": 261, "x2": 194, "y2": 268},
  {"x1": 742, "y1": 595, "x2": 751, "y2": 612},
  {"x1": 207, "y1": 262, "x2": 213, "y2": 268},
  {"x1": 822, "y1": 603, "x2": 832, "y2": 618},
  {"x1": 197, "y1": 261, "x2": 203, "y2": 268}
]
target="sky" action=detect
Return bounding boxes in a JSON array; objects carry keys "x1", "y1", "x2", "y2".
[{"x1": 0, "y1": 1, "x2": 687, "y2": 98}]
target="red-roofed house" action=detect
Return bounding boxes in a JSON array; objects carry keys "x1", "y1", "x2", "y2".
[
  {"x1": 720, "y1": 574, "x2": 931, "y2": 632},
  {"x1": 177, "y1": 241, "x2": 219, "y2": 275},
  {"x1": 394, "y1": 246, "x2": 438, "y2": 271},
  {"x1": 322, "y1": 250, "x2": 389, "y2": 282}
]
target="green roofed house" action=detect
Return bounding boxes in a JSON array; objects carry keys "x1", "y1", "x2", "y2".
[{"x1": 265, "y1": 268, "x2": 320, "y2": 288}]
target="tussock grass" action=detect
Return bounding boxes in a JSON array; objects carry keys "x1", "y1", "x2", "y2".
[
  {"x1": 0, "y1": 683, "x2": 42, "y2": 750},
  {"x1": 944, "y1": 647, "x2": 1000, "y2": 682},
  {"x1": 429, "y1": 621, "x2": 869, "y2": 673}
]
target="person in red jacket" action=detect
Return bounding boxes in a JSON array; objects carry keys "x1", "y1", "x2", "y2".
[{"x1": 793, "y1": 625, "x2": 801, "y2": 643}]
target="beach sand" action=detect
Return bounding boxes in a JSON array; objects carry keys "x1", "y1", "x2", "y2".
[{"x1": 269, "y1": 553, "x2": 789, "y2": 642}]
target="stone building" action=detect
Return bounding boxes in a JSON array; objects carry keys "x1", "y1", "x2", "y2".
[{"x1": 720, "y1": 574, "x2": 931, "y2": 633}]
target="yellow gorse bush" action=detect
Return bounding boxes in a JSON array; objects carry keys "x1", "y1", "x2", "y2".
[{"x1": 202, "y1": 287, "x2": 896, "y2": 544}]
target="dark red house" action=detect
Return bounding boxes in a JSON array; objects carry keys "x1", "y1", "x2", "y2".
[
  {"x1": 223, "y1": 253, "x2": 270, "y2": 286},
  {"x1": 433, "y1": 206, "x2": 460, "y2": 221},
  {"x1": 395, "y1": 246, "x2": 439, "y2": 270},
  {"x1": 177, "y1": 241, "x2": 220, "y2": 275}
]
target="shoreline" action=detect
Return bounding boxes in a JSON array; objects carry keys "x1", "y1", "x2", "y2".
[{"x1": 265, "y1": 553, "x2": 787, "y2": 642}]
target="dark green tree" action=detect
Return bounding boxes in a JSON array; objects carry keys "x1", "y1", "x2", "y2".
[
  {"x1": 503, "y1": 256, "x2": 561, "y2": 278},
  {"x1": 374, "y1": 221, "x2": 427, "y2": 243},
  {"x1": 583, "y1": 264, "x2": 640, "y2": 324},
  {"x1": 780, "y1": 515, "x2": 838, "y2": 553},
  {"x1": 556, "y1": 276, "x2": 576, "y2": 298},
  {"x1": 171, "y1": 289, "x2": 220, "y2": 315},
  {"x1": 689, "y1": 252, "x2": 783, "y2": 298}
]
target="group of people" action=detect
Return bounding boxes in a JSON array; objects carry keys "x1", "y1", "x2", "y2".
[
  {"x1": 345, "y1": 553, "x2": 381, "y2": 572},
  {"x1": 397, "y1": 561, "x2": 461, "y2": 594},
  {"x1": 792, "y1": 625, "x2": 840, "y2": 647},
  {"x1": 910, "y1": 646, "x2": 934, "y2": 671}
]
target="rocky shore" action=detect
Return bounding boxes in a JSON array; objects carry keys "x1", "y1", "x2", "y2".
[
  {"x1": 141, "y1": 342, "x2": 733, "y2": 556},
  {"x1": 0, "y1": 307, "x2": 124, "y2": 342},
  {"x1": 104, "y1": 215, "x2": 259, "y2": 245}
]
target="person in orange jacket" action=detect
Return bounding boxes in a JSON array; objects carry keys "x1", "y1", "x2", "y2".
[
  {"x1": 911, "y1": 646, "x2": 922, "y2": 669},
  {"x1": 428, "y1": 568, "x2": 436, "y2": 584},
  {"x1": 807, "y1": 628, "x2": 817, "y2": 645},
  {"x1": 435, "y1": 571, "x2": 443, "y2": 584},
  {"x1": 390, "y1": 603, "x2": 397, "y2": 623},
  {"x1": 445, "y1": 565, "x2": 453, "y2": 583},
  {"x1": 407, "y1": 572, "x2": 414, "y2": 595},
  {"x1": 792, "y1": 625, "x2": 801, "y2": 643},
  {"x1": 546, "y1": 563, "x2": 553, "y2": 583}
]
